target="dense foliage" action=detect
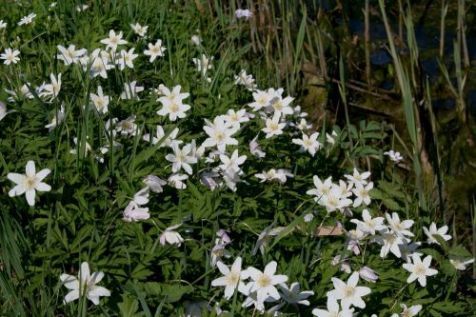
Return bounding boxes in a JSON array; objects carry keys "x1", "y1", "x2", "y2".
[{"x1": 0, "y1": 1, "x2": 474, "y2": 316}]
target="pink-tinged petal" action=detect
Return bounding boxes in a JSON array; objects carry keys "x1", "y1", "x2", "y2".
[
  {"x1": 7, "y1": 173, "x2": 25, "y2": 184},
  {"x1": 264, "y1": 261, "x2": 277, "y2": 276},
  {"x1": 36, "y1": 168, "x2": 51, "y2": 181},
  {"x1": 64, "y1": 289, "x2": 80, "y2": 303},
  {"x1": 25, "y1": 161, "x2": 36, "y2": 177},
  {"x1": 25, "y1": 189, "x2": 36, "y2": 206},
  {"x1": 216, "y1": 261, "x2": 230, "y2": 276},
  {"x1": 36, "y1": 182, "x2": 51, "y2": 192}
]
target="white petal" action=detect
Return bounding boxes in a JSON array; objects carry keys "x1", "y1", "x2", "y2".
[
  {"x1": 25, "y1": 161, "x2": 36, "y2": 177},
  {"x1": 64, "y1": 289, "x2": 80, "y2": 303},
  {"x1": 36, "y1": 182, "x2": 51, "y2": 192},
  {"x1": 36, "y1": 168, "x2": 51, "y2": 181},
  {"x1": 25, "y1": 189, "x2": 36, "y2": 206},
  {"x1": 7, "y1": 173, "x2": 25, "y2": 184},
  {"x1": 88, "y1": 286, "x2": 111, "y2": 298}
]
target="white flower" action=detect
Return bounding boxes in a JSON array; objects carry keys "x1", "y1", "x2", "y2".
[
  {"x1": 449, "y1": 257, "x2": 474, "y2": 271},
  {"x1": 160, "y1": 224, "x2": 184, "y2": 246},
  {"x1": 245, "y1": 261, "x2": 288, "y2": 304},
  {"x1": 57, "y1": 45, "x2": 87, "y2": 65},
  {"x1": 391, "y1": 304, "x2": 422, "y2": 317},
  {"x1": 144, "y1": 39, "x2": 166, "y2": 62},
  {"x1": 7, "y1": 161, "x2": 51, "y2": 207},
  {"x1": 0, "y1": 20, "x2": 7, "y2": 29},
  {"x1": 239, "y1": 282, "x2": 277, "y2": 313},
  {"x1": 268, "y1": 90, "x2": 294, "y2": 117},
  {"x1": 319, "y1": 185, "x2": 353, "y2": 213},
  {"x1": 60, "y1": 262, "x2": 111, "y2": 305},
  {"x1": 279, "y1": 282, "x2": 314, "y2": 306},
  {"x1": 307, "y1": 175, "x2": 333, "y2": 198},
  {"x1": 312, "y1": 293, "x2": 354, "y2": 317},
  {"x1": 192, "y1": 54, "x2": 213, "y2": 77},
  {"x1": 384, "y1": 150, "x2": 404, "y2": 163},
  {"x1": 326, "y1": 131, "x2": 338, "y2": 145},
  {"x1": 123, "y1": 188, "x2": 150, "y2": 222},
  {"x1": 352, "y1": 182, "x2": 373, "y2": 207},
  {"x1": 295, "y1": 118, "x2": 312, "y2": 131},
  {"x1": 191, "y1": 34, "x2": 202, "y2": 46},
  {"x1": 252, "y1": 225, "x2": 285, "y2": 256},
  {"x1": 168, "y1": 173, "x2": 188, "y2": 189},
  {"x1": 292, "y1": 132, "x2": 321, "y2": 156},
  {"x1": 202, "y1": 116, "x2": 239, "y2": 152},
  {"x1": 100, "y1": 30, "x2": 127, "y2": 51},
  {"x1": 350, "y1": 209, "x2": 385, "y2": 235},
  {"x1": 76, "y1": 4, "x2": 89, "y2": 12},
  {"x1": 235, "y1": 9, "x2": 253, "y2": 20},
  {"x1": 157, "y1": 85, "x2": 190, "y2": 121},
  {"x1": 90, "y1": 86, "x2": 110, "y2": 114},
  {"x1": 423, "y1": 223, "x2": 451, "y2": 245},
  {"x1": 115, "y1": 116, "x2": 138, "y2": 136},
  {"x1": 1, "y1": 48, "x2": 20, "y2": 65},
  {"x1": 117, "y1": 48, "x2": 138, "y2": 70},
  {"x1": 211, "y1": 257, "x2": 246, "y2": 299},
  {"x1": 249, "y1": 89, "x2": 273, "y2": 111},
  {"x1": 143, "y1": 175, "x2": 167, "y2": 193},
  {"x1": 222, "y1": 108, "x2": 250, "y2": 128},
  {"x1": 219, "y1": 150, "x2": 246, "y2": 174},
  {"x1": 249, "y1": 134, "x2": 266, "y2": 158},
  {"x1": 70, "y1": 137, "x2": 92, "y2": 156},
  {"x1": 327, "y1": 271, "x2": 371, "y2": 309},
  {"x1": 143, "y1": 125, "x2": 181, "y2": 147},
  {"x1": 82, "y1": 49, "x2": 112, "y2": 79},
  {"x1": 386, "y1": 212, "x2": 414, "y2": 238},
  {"x1": 262, "y1": 112, "x2": 286, "y2": 138},
  {"x1": 255, "y1": 169, "x2": 293, "y2": 184},
  {"x1": 0, "y1": 101, "x2": 7, "y2": 121},
  {"x1": 358, "y1": 266, "x2": 379, "y2": 283},
  {"x1": 165, "y1": 142, "x2": 198, "y2": 175},
  {"x1": 377, "y1": 231, "x2": 408, "y2": 258},
  {"x1": 402, "y1": 254, "x2": 438, "y2": 287},
  {"x1": 45, "y1": 104, "x2": 65, "y2": 131},
  {"x1": 130, "y1": 23, "x2": 148, "y2": 37},
  {"x1": 120, "y1": 81, "x2": 144, "y2": 100},
  {"x1": 345, "y1": 168, "x2": 371, "y2": 186},
  {"x1": 42, "y1": 73, "x2": 62, "y2": 99},
  {"x1": 234, "y1": 69, "x2": 256, "y2": 91},
  {"x1": 18, "y1": 13, "x2": 36, "y2": 26}
]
